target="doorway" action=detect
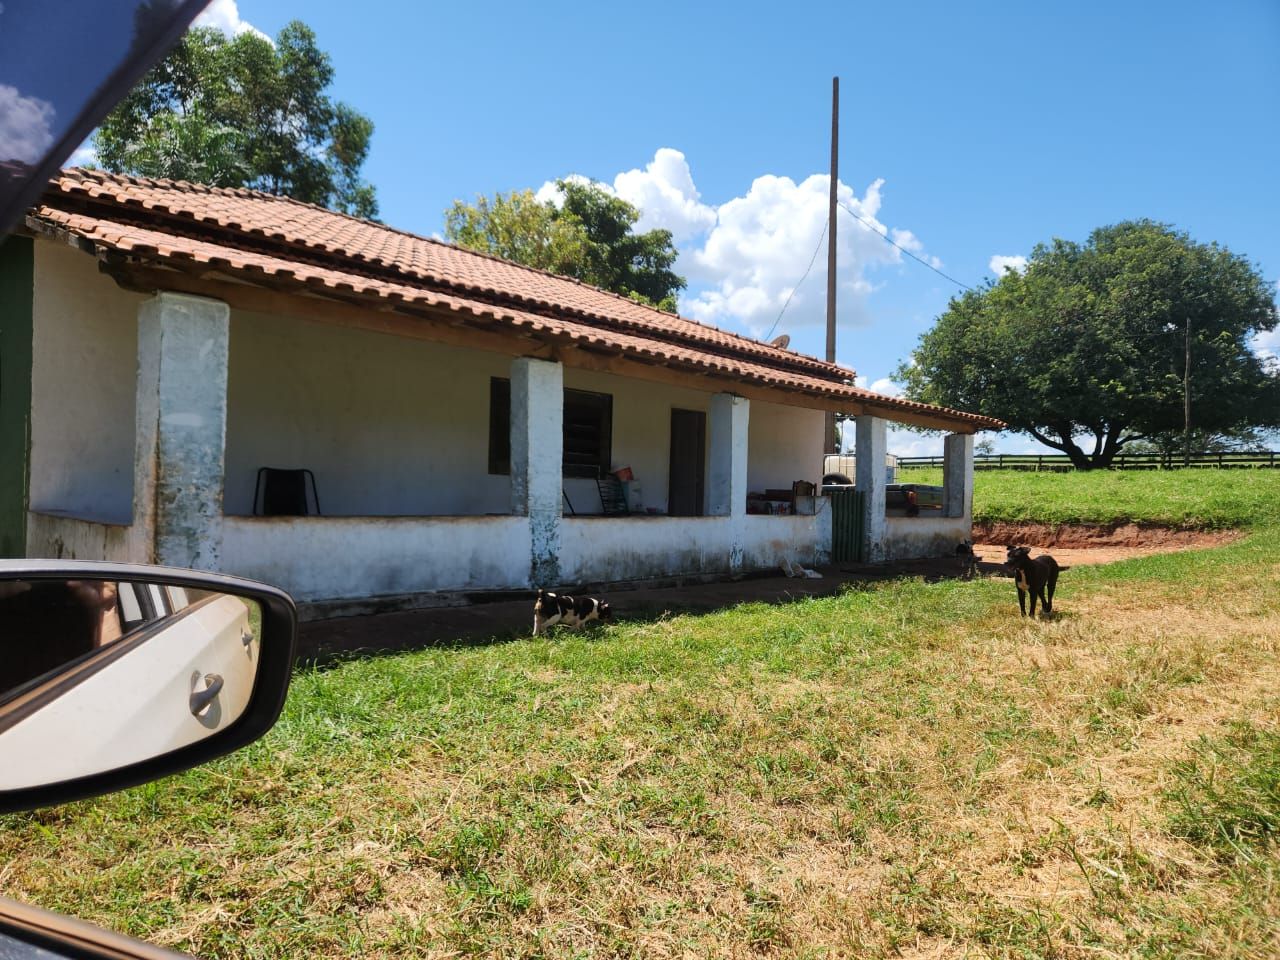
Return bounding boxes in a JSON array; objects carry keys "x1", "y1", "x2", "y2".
[{"x1": 668, "y1": 409, "x2": 705, "y2": 516}]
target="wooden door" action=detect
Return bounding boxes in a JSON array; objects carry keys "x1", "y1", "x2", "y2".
[{"x1": 668, "y1": 409, "x2": 705, "y2": 516}]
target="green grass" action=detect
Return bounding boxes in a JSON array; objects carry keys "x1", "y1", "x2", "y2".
[
  {"x1": 1168, "y1": 723, "x2": 1280, "y2": 859},
  {"x1": 3, "y1": 471, "x2": 1280, "y2": 957},
  {"x1": 899, "y1": 466, "x2": 1279, "y2": 528}
]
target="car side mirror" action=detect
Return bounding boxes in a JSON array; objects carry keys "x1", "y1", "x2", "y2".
[{"x1": 0, "y1": 561, "x2": 296, "y2": 813}]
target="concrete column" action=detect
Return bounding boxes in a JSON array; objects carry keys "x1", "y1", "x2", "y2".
[
  {"x1": 708, "y1": 393, "x2": 749, "y2": 570},
  {"x1": 510, "y1": 357, "x2": 563, "y2": 586},
  {"x1": 708, "y1": 393, "x2": 749, "y2": 518},
  {"x1": 855, "y1": 414, "x2": 887, "y2": 562},
  {"x1": 943, "y1": 432, "x2": 974, "y2": 519},
  {"x1": 134, "y1": 292, "x2": 230, "y2": 570}
]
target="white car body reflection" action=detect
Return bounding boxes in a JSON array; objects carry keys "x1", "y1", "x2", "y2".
[{"x1": 0, "y1": 589, "x2": 259, "y2": 790}]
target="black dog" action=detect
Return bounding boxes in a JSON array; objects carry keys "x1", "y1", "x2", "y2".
[
  {"x1": 533, "y1": 589, "x2": 612, "y2": 636},
  {"x1": 1005, "y1": 545, "x2": 1065, "y2": 618},
  {"x1": 955, "y1": 540, "x2": 978, "y2": 580}
]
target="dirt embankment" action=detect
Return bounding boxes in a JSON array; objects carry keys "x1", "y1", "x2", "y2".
[{"x1": 971, "y1": 521, "x2": 1241, "y2": 567}]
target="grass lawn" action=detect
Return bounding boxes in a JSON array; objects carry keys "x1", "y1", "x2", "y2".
[
  {"x1": 900, "y1": 466, "x2": 1279, "y2": 528},
  {"x1": 3, "y1": 472, "x2": 1279, "y2": 958}
]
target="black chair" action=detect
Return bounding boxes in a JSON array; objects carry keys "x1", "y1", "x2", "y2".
[
  {"x1": 253, "y1": 468, "x2": 321, "y2": 517},
  {"x1": 595, "y1": 475, "x2": 630, "y2": 516}
]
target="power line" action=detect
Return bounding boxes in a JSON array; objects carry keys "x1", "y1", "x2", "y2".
[
  {"x1": 764, "y1": 219, "x2": 828, "y2": 341},
  {"x1": 837, "y1": 200, "x2": 974, "y2": 292}
]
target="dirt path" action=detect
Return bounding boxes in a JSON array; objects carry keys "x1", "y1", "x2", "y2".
[{"x1": 973, "y1": 520, "x2": 1240, "y2": 566}]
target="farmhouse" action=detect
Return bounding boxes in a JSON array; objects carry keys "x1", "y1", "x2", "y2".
[{"x1": 0, "y1": 169, "x2": 1001, "y2": 603}]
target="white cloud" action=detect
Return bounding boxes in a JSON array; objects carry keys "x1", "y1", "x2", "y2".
[
  {"x1": 534, "y1": 173, "x2": 593, "y2": 207},
  {"x1": 67, "y1": 138, "x2": 97, "y2": 168},
  {"x1": 855, "y1": 375, "x2": 902, "y2": 397},
  {"x1": 886, "y1": 430, "x2": 944, "y2": 458},
  {"x1": 988, "y1": 254, "x2": 1027, "y2": 276},
  {"x1": 194, "y1": 0, "x2": 271, "y2": 41},
  {"x1": 539, "y1": 149, "x2": 936, "y2": 340},
  {"x1": 612, "y1": 148, "x2": 716, "y2": 241},
  {"x1": 0, "y1": 84, "x2": 55, "y2": 164},
  {"x1": 682, "y1": 173, "x2": 917, "y2": 336},
  {"x1": 537, "y1": 149, "x2": 715, "y2": 243},
  {"x1": 1253, "y1": 324, "x2": 1280, "y2": 370}
]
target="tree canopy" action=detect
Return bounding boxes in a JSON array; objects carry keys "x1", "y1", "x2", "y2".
[
  {"x1": 444, "y1": 180, "x2": 685, "y2": 311},
  {"x1": 443, "y1": 189, "x2": 589, "y2": 279},
  {"x1": 94, "y1": 22, "x2": 377, "y2": 219},
  {"x1": 897, "y1": 221, "x2": 1280, "y2": 468}
]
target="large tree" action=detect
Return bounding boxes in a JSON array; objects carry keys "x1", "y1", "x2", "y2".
[
  {"x1": 94, "y1": 22, "x2": 377, "y2": 218},
  {"x1": 443, "y1": 189, "x2": 589, "y2": 278},
  {"x1": 444, "y1": 180, "x2": 685, "y2": 311},
  {"x1": 897, "y1": 221, "x2": 1279, "y2": 468}
]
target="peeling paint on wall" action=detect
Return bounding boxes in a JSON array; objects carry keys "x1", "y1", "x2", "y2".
[
  {"x1": 511, "y1": 357, "x2": 563, "y2": 587},
  {"x1": 26, "y1": 511, "x2": 134, "y2": 562},
  {"x1": 884, "y1": 516, "x2": 973, "y2": 560},
  {"x1": 855, "y1": 415, "x2": 888, "y2": 562},
  {"x1": 141, "y1": 292, "x2": 230, "y2": 571}
]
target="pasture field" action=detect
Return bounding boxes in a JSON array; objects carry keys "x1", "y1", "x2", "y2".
[
  {"x1": 899, "y1": 466, "x2": 1277, "y2": 528},
  {"x1": 3, "y1": 471, "x2": 1278, "y2": 958}
]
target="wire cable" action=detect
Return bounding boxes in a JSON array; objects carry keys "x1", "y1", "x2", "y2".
[
  {"x1": 764, "y1": 219, "x2": 828, "y2": 342},
  {"x1": 838, "y1": 200, "x2": 974, "y2": 292}
]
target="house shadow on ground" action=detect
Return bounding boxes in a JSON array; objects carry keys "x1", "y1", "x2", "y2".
[{"x1": 296, "y1": 557, "x2": 1012, "y2": 669}]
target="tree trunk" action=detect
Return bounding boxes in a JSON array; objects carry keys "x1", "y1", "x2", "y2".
[
  {"x1": 1055, "y1": 425, "x2": 1096, "y2": 470},
  {"x1": 1091, "y1": 427, "x2": 1125, "y2": 469},
  {"x1": 1065, "y1": 445, "x2": 1095, "y2": 470},
  {"x1": 1027, "y1": 425, "x2": 1097, "y2": 469}
]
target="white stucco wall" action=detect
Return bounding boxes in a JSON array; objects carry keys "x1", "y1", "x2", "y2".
[
  {"x1": 558, "y1": 516, "x2": 736, "y2": 582},
  {"x1": 558, "y1": 509, "x2": 830, "y2": 585},
  {"x1": 221, "y1": 515, "x2": 531, "y2": 601},
  {"x1": 747, "y1": 400, "x2": 826, "y2": 492},
  {"x1": 883, "y1": 515, "x2": 972, "y2": 560},
  {"x1": 558, "y1": 372, "x2": 824, "y2": 516},
  {"x1": 224, "y1": 310, "x2": 513, "y2": 516},
  {"x1": 742, "y1": 510, "x2": 831, "y2": 568},
  {"x1": 225, "y1": 318, "x2": 828, "y2": 521},
  {"x1": 26, "y1": 510, "x2": 142, "y2": 563},
  {"x1": 559, "y1": 367, "x2": 713, "y2": 515},
  {"x1": 28, "y1": 242, "x2": 143, "y2": 523}
]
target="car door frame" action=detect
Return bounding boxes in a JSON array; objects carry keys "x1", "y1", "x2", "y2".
[{"x1": 0, "y1": 895, "x2": 192, "y2": 960}]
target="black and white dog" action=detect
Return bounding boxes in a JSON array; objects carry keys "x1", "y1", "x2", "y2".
[{"x1": 532, "y1": 589, "x2": 612, "y2": 636}]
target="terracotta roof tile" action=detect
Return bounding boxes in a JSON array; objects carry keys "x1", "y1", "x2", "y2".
[
  {"x1": 28, "y1": 169, "x2": 1004, "y2": 431},
  {"x1": 46, "y1": 169, "x2": 851, "y2": 376}
]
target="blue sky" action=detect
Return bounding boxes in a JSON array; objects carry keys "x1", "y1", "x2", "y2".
[{"x1": 199, "y1": 0, "x2": 1279, "y2": 453}]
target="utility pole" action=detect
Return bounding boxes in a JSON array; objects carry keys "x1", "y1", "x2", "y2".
[
  {"x1": 1183, "y1": 312, "x2": 1192, "y2": 467},
  {"x1": 825, "y1": 76, "x2": 839, "y2": 454}
]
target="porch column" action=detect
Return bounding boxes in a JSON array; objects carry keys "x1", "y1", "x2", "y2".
[
  {"x1": 855, "y1": 414, "x2": 887, "y2": 562},
  {"x1": 134, "y1": 292, "x2": 230, "y2": 570},
  {"x1": 708, "y1": 392, "x2": 749, "y2": 569},
  {"x1": 943, "y1": 432, "x2": 973, "y2": 519},
  {"x1": 510, "y1": 356, "x2": 563, "y2": 586}
]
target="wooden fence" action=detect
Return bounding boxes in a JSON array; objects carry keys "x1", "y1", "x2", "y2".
[{"x1": 896, "y1": 451, "x2": 1280, "y2": 472}]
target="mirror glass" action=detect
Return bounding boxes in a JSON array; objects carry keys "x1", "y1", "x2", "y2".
[{"x1": 0, "y1": 579, "x2": 262, "y2": 790}]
